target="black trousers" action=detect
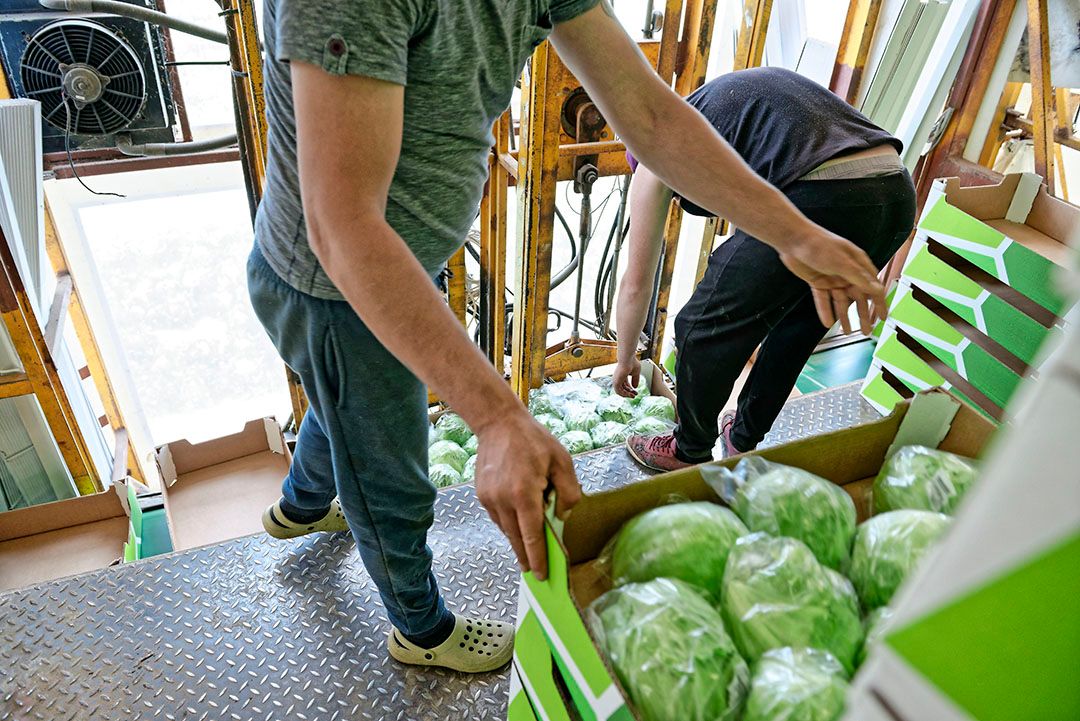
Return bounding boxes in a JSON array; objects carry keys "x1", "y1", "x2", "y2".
[{"x1": 673, "y1": 171, "x2": 917, "y2": 460}]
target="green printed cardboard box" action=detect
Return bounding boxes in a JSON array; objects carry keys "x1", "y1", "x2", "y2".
[
  {"x1": 844, "y1": 294, "x2": 1080, "y2": 721},
  {"x1": 511, "y1": 390, "x2": 995, "y2": 721},
  {"x1": 863, "y1": 172, "x2": 1077, "y2": 417}
]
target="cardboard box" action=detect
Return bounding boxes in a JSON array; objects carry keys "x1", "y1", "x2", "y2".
[
  {"x1": 917, "y1": 173, "x2": 1075, "y2": 315},
  {"x1": 844, "y1": 280, "x2": 1080, "y2": 721},
  {"x1": 863, "y1": 173, "x2": 1077, "y2": 418},
  {"x1": 156, "y1": 418, "x2": 289, "y2": 551},
  {"x1": 512, "y1": 390, "x2": 996, "y2": 721},
  {"x1": 0, "y1": 482, "x2": 130, "y2": 592}
]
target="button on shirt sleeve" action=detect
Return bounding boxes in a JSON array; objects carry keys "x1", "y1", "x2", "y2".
[{"x1": 274, "y1": 0, "x2": 425, "y2": 84}]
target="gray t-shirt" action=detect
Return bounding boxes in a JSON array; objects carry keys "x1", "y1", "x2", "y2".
[{"x1": 256, "y1": 0, "x2": 599, "y2": 299}]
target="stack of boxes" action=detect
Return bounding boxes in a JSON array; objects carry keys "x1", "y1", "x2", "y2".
[{"x1": 861, "y1": 173, "x2": 1077, "y2": 420}]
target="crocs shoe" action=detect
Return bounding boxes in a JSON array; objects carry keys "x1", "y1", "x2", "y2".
[
  {"x1": 262, "y1": 497, "x2": 348, "y2": 539},
  {"x1": 626, "y1": 432, "x2": 698, "y2": 472},
  {"x1": 387, "y1": 614, "x2": 514, "y2": 673}
]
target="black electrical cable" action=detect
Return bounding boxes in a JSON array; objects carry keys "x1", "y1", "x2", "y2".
[
  {"x1": 551, "y1": 205, "x2": 580, "y2": 289},
  {"x1": 62, "y1": 98, "x2": 126, "y2": 199}
]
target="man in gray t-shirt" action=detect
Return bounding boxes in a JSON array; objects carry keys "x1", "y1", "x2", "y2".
[{"x1": 249, "y1": 0, "x2": 888, "y2": 673}]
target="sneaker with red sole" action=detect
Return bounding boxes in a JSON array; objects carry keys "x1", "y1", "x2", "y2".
[{"x1": 626, "y1": 432, "x2": 708, "y2": 472}]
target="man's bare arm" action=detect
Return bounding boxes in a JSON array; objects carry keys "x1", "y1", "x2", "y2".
[
  {"x1": 612, "y1": 168, "x2": 671, "y2": 396},
  {"x1": 291, "y1": 63, "x2": 580, "y2": 579},
  {"x1": 551, "y1": 4, "x2": 881, "y2": 333}
]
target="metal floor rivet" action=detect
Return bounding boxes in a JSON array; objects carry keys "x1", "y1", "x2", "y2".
[{"x1": 0, "y1": 383, "x2": 877, "y2": 721}]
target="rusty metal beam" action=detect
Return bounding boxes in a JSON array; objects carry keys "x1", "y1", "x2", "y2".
[
  {"x1": 1026, "y1": 0, "x2": 1055, "y2": 190},
  {"x1": 0, "y1": 374, "x2": 33, "y2": 400},
  {"x1": 733, "y1": 0, "x2": 772, "y2": 72},
  {"x1": 830, "y1": 0, "x2": 883, "y2": 104}
]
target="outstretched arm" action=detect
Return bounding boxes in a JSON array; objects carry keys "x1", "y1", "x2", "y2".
[
  {"x1": 612, "y1": 168, "x2": 672, "y2": 397},
  {"x1": 551, "y1": 3, "x2": 881, "y2": 333}
]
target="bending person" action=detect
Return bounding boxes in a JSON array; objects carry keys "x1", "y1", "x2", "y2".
[{"x1": 615, "y1": 67, "x2": 916, "y2": 471}]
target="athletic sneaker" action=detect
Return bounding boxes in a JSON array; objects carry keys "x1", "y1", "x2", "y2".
[
  {"x1": 718, "y1": 410, "x2": 740, "y2": 459},
  {"x1": 262, "y1": 497, "x2": 349, "y2": 539},
  {"x1": 388, "y1": 614, "x2": 514, "y2": 673},
  {"x1": 626, "y1": 432, "x2": 701, "y2": 472}
]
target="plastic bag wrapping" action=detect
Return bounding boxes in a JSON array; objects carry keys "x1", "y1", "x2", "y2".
[
  {"x1": 636, "y1": 395, "x2": 675, "y2": 422},
  {"x1": 557, "y1": 430, "x2": 594, "y2": 454},
  {"x1": 721, "y1": 533, "x2": 864, "y2": 673},
  {"x1": 434, "y1": 413, "x2": 473, "y2": 447},
  {"x1": 429, "y1": 463, "x2": 461, "y2": 488},
  {"x1": 848, "y1": 510, "x2": 950, "y2": 610},
  {"x1": 629, "y1": 375, "x2": 650, "y2": 405},
  {"x1": 428, "y1": 440, "x2": 468, "y2": 473},
  {"x1": 534, "y1": 413, "x2": 568, "y2": 437},
  {"x1": 607, "y1": 501, "x2": 750, "y2": 600},
  {"x1": 857, "y1": 606, "x2": 895, "y2": 667},
  {"x1": 591, "y1": 421, "x2": 632, "y2": 448},
  {"x1": 873, "y1": 445, "x2": 978, "y2": 515},
  {"x1": 461, "y1": 455, "x2": 477, "y2": 483},
  {"x1": 630, "y1": 415, "x2": 674, "y2": 435},
  {"x1": 428, "y1": 424, "x2": 439, "y2": 446},
  {"x1": 589, "y1": 578, "x2": 750, "y2": 721},
  {"x1": 541, "y1": 378, "x2": 606, "y2": 416},
  {"x1": 464, "y1": 435, "x2": 480, "y2": 455},
  {"x1": 702, "y1": 457, "x2": 856, "y2": 570},
  {"x1": 563, "y1": 405, "x2": 602, "y2": 432},
  {"x1": 598, "y1": 395, "x2": 635, "y2": 423},
  {"x1": 742, "y1": 647, "x2": 849, "y2": 721},
  {"x1": 528, "y1": 389, "x2": 559, "y2": 417}
]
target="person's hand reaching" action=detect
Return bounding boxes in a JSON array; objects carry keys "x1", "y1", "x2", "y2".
[
  {"x1": 612, "y1": 356, "x2": 642, "y2": 398},
  {"x1": 779, "y1": 229, "x2": 886, "y2": 335},
  {"x1": 474, "y1": 409, "x2": 582, "y2": 581}
]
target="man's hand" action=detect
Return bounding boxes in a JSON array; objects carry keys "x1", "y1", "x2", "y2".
[
  {"x1": 778, "y1": 230, "x2": 886, "y2": 335},
  {"x1": 612, "y1": 356, "x2": 641, "y2": 398},
  {"x1": 474, "y1": 410, "x2": 581, "y2": 580}
]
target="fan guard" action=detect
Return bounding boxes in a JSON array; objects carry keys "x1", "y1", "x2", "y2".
[{"x1": 20, "y1": 19, "x2": 146, "y2": 136}]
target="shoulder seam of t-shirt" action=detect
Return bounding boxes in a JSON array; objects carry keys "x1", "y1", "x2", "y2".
[
  {"x1": 276, "y1": 41, "x2": 409, "y2": 86},
  {"x1": 550, "y1": 0, "x2": 603, "y2": 24}
]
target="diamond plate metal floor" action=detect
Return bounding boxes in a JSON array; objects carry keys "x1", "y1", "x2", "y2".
[{"x1": 0, "y1": 383, "x2": 879, "y2": 721}]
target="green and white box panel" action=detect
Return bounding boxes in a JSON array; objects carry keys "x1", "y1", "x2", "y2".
[
  {"x1": 885, "y1": 283, "x2": 1023, "y2": 408},
  {"x1": 844, "y1": 296, "x2": 1080, "y2": 721},
  {"x1": 916, "y1": 173, "x2": 1073, "y2": 316},
  {"x1": 514, "y1": 522, "x2": 633, "y2": 721}
]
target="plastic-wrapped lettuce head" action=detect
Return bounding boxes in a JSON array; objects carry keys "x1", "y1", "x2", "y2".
[
  {"x1": 429, "y1": 463, "x2": 461, "y2": 488},
  {"x1": 435, "y1": 413, "x2": 473, "y2": 447},
  {"x1": 849, "y1": 510, "x2": 950, "y2": 610},
  {"x1": 563, "y1": 405, "x2": 602, "y2": 433},
  {"x1": 591, "y1": 421, "x2": 632, "y2": 448},
  {"x1": 873, "y1": 445, "x2": 977, "y2": 515},
  {"x1": 461, "y1": 454, "x2": 478, "y2": 483},
  {"x1": 557, "y1": 430, "x2": 594, "y2": 454},
  {"x1": 721, "y1": 534, "x2": 864, "y2": 673},
  {"x1": 630, "y1": 415, "x2": 672, "y2": 435},
  {"x1": 743, "y1": 647, "x2": 849, "y2": 721},
  {"x1": 428, "y1": 424, "x2": 439, "y2": 446},
  {"x1": 732, "y1": 461, "x2": 857, "y2": 570},
  {"x1": 428, "y1": 440, "x2": 469, "y2": 473},
  {"x1": 611, "y1": 502, "x2": 749, "y2": 600},
  {"x1": 534, "y1": 413, "x2": 568, "y2": 437},
  {"x1": 527, "y1": 388, "x2": 558, "y2": 417},
  {"x1": 590, "y1": 578, "x2": 750, "y2": 721},
  {"x1": 629, "y1": 375, "x2": 650, "y2": 406},
  {"x1": 464, "y1": 435, "x2": 480, "y2": 455},
  {"x1": 857, "y1": 605, "x2": 895, "y2": 667},
  {"x1": 597, "y1": 395, "x2": 634, "y2": 424},
  {"x1": 637, "y1": 395, "x2": 675, "y2": 422}
]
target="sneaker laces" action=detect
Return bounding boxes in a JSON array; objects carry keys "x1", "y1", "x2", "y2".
[{"x1": 646, "y1": 433, "x2": 677, "y2": 455}]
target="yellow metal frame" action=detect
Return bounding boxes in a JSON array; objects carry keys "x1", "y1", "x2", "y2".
[{"x1": 490, "y1": 2, "x2": 720, "y2": 400}]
